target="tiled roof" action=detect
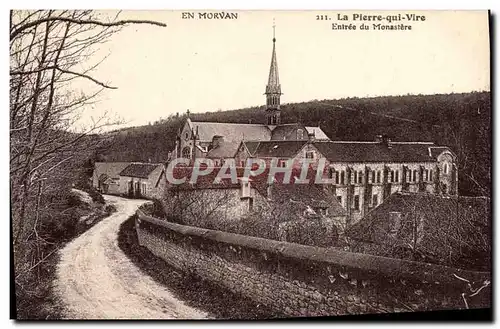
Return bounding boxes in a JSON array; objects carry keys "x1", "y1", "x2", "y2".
[
  {"x1": 305, "y1": 126, "x2": 330, "y2": 140},
  {"x1": 269, "y1": 123, "x2": 330, "y2": 141},
  {"x1": 428, "y1": 146, "x2": 453, "y2": 158},
  {"x1": 94, "y1": 162, "x2": 131, "y2": 179},
  {"x1": 270, "y1": 124, "x2": 305, "y2": 140},
  {"x1": 190, "y1": 121, "x2": 271, "y2": 142},
  {"x1": 243, "y1": 140, "x2": 307, "y2": 158},
  {"x1": 242, "y1": 141, "x2": 260, "y2": 155},
  {"x1": 314, "y1": 141, "x2": 453, "y2": 163},
  {"x1": 206, "y1": 142, "x2": 240, "y2": 159},
  {"x1": 269, "y1": 184, "x2": 346, "y2": 218},
  {"x1": 119, "y1": 163, "x2": 160, "y2": 179}
]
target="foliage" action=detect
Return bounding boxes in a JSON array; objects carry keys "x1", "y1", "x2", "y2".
[
  {"x1": 348, "y1": 193, "x2": 491, "y2": 271},
  {"x1": 139, "y1": 199, "x2": 167, "y2": 219},
  {"x1": 15, "y1": 189, "x2": 117, "y2": 319},
  {"x1": 162, "y1": 188, "x2": 338, "y2": 248}
]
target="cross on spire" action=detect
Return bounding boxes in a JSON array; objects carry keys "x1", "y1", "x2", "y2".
[{"x1": 272, "y1": 18, "x2": 276, "y2": 42}]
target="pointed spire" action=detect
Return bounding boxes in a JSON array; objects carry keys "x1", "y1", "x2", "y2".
[
  {"x1": 266, "y1": 19, "x2": 280, "y2": 95},
  {"x1": 265, "y1": 19, "x2": 282, "y2": 126}
]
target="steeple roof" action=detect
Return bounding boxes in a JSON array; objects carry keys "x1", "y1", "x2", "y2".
[{"x1": 265, "y1": 29, "x2": 281, "y2": 95}]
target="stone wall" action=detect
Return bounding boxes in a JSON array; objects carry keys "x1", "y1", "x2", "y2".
[{"x1": 135, "y1": 210, "x2": 490, "y2": 317}]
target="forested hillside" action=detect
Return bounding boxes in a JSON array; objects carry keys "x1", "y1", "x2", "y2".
[{"x1": 96, "y1": 91, "x2": 491, "y2": 196}]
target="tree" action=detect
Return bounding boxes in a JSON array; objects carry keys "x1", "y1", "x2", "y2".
[{"x1": 10, "y1": 9, "x2": 165, "y2": 313}]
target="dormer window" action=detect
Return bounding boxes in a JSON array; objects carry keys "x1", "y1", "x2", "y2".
[
  {"x1": 443, "y1": 163, "x2": 449, "y2": 175},
  {"x1": 297, "y1": 129, "x2": 304, "y2": 140}
]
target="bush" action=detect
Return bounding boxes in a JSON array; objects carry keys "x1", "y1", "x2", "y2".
[
  {"x1": 104, "y1": 204, "x2": 117, "y2": 214},
  {"x1": 66, "y1": 193, "x2": 83, "y2": 207},
  {"x1": 140, "y1": 199, "x2": 167, "y2": 218},
  {"x1": 86, "y1": 186, "x2": 105, "y2": 204}
]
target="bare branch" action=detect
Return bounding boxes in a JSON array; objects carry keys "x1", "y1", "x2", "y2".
[{"x1": 11, "y1": 17, "x2": 166, "y2": 41}]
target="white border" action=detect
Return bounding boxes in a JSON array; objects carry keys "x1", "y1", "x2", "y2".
[{"x1": 2, "y1": 1, "x2": 497, "y2": 328}]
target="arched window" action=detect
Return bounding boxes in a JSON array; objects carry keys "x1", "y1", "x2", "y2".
[
  {"x1": 182, "y1": 146, "x2": 191, "y2": 159},
  {"x1": 358, "y1": 171, "x2": 363, "y2": 184}
]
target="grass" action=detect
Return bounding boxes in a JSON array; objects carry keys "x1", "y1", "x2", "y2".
[{"x1": 117, "y1": 214, "x2": 285, "y2": 320}]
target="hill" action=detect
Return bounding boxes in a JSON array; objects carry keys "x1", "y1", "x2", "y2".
[{"x1": 95, "y1": 91, "x2": 491, "y2": 196}]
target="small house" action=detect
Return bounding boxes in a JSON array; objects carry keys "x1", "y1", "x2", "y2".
[{"x1": 118, "y1": 163, "x2": 165, "y2": 199}]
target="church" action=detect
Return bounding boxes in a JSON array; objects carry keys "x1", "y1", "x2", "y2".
[
  {"x1": 170, "y1": 30, "x2": 330, "y2": 165},
  {"x1": 167, "y1": 28, "x2": 459, "y2": 225}
]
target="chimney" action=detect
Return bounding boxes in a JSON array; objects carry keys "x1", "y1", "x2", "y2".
[
  {"x1": 212, "y1": 135, "x2": 224, "y2": 149},
  {"x1": 307, "y1": 130, "x2": 316, "y2": 143},
  {"x1": 376, "y1": 134, "x2": 392, "y2": 148},
  {"x1": 267, "y1": 184, "x2": 273, "y2": 200}
]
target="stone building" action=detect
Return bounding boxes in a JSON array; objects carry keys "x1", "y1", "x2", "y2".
[
  {"x1": 92, "y1": 162, "x2": 165, "y2": 199},
  {"x1": 165, "y1": 27, "x2": 459, "y2": 227},
  {"x1": 118, "y1": 163, "x2": 165, "y2": 199},
  {"x1": 232, "y1": 135, "x2": 458, "y2": 224},
  {"x1": 312, "y1": 137, "x2": 458, "y2": 224},
  {"x1": 93, "y1": 162, "x2": 131, "y2": 195},
  {"x1": 164, "y1": 168, "x2": 346, "y2": 245}
]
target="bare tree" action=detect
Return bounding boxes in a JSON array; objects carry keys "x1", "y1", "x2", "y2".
[
  {"x1": 10, "y1": 9, "x2": 165, "y2": 307},
  {"x1": 350, "y1": 193, "x2": 490, "y2": 271}
]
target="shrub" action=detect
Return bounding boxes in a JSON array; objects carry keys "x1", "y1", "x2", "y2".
[
  {"x1": 140, "y1": 199, "x2": 167, "y2": 218},
  {"x1": 66, "y1": 193, "x2": 83, "y2": 207},
  {"x1": 86, "y1": 186, "x2": 105, "y2": 204}
]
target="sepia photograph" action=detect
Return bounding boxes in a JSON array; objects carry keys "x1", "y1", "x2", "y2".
[{"x1": 9, "y1": 9, "x2": 491, "y2": 320}]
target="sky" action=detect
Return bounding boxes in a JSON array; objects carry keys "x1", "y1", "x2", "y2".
[{"x1": 73, "y1": 10, "x2": 490, "y2": 130}]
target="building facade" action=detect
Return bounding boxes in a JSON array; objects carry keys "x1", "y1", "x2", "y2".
[
  {"x1": 164, "y1": 27, "x2": 459, "y2": 227},
  {"x1": 93, "y1": 162, "x2": 165, "y2": 199}
]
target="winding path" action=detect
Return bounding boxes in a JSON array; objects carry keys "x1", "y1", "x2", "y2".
[{"x1": 55, "y1": 195, "x2": 207, "y2": 319}]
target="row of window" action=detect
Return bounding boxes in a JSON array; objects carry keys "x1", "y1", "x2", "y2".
[
  {"x1": 336, "y1": 193, "x2": 379, "y2": 211},
  {"x1": 330, "y1": 168, "x2": 435, "y2": 185}
]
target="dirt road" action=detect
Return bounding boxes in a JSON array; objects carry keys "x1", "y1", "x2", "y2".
[{"x1": 55, "y1": 195, "x2": 207, "y2": 319}]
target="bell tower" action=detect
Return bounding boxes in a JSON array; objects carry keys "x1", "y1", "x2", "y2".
[{"x1": 265, "y1": 21, "x2": 282, "y2": 126}]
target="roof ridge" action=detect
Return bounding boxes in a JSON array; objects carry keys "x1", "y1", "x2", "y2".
[{"x1": 191, "y1": 121, "x2": 270, "y2": 127}]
